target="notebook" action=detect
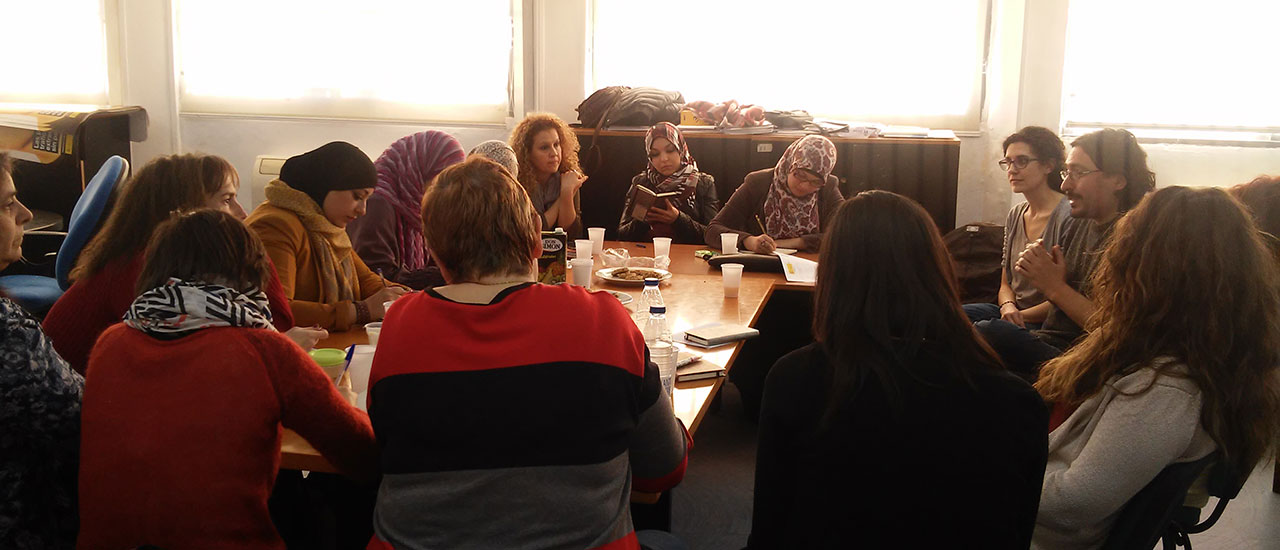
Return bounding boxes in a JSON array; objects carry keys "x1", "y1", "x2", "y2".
[{"x1": 684, "y1": 324, "x2": 760, "y2": 347}]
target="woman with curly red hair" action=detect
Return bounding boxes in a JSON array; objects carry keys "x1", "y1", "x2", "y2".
[{"x1": 509, "y1": 113, "x2": 588, "y2": 237}]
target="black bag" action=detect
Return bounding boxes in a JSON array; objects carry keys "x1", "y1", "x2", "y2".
[
  {"x1": 943, "y1": 222, "x2": 1005, "y2": 304},
  {"x1": 578, "y1": 86, "x2": 684, "y2": 173},
  {"x1": 575, "y1": 86, "x2": 628, "y2": 128},
  {"x1": 764, "y1": 109, "x2": 813, "y2": 130}
]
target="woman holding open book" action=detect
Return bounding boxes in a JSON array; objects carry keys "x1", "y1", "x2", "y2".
[
  {"x1": 705, "y1": 135, "x2": 843, "y2": 254},
  {"x1": 617, "y1": 122, "x2": 720, "y2": 244}
]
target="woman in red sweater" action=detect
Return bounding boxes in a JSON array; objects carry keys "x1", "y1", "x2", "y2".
[
  {"x1": 42, "y1": 154, "x2": 321, "y2": 373},
  {"x1": 77, "y1": 209, "x2": 377, "y2": 550}
]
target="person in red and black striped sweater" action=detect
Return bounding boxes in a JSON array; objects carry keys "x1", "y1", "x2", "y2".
[{"x1": 367, "y1": 157, "x2": 689, "y2": 550}]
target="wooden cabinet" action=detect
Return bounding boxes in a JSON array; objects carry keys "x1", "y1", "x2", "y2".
[{"x1": 574, "y1": 128, "x2": 960, "y2": 240}]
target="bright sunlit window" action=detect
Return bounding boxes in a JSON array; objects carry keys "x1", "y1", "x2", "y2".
[
  {"x1": 1062, "y1": 0, "x2": 1280, "y2": 137},
  {"x1": 0, "y1": 0, "x2": 110, "y2": 106},
  {"x1": 592, "y1": 0, "x2": 989, "y2": 130},
  {"x1": 176, "y1": 0, "x2": 514, "y2": 123}
]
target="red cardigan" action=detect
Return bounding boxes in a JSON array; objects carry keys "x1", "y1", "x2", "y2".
[
  {"x1": 77, "y1": 325, "x2": 377, "y2": 550},
  {"x1": 43, "y1": 252, "x2": 295, "y2": 373}
]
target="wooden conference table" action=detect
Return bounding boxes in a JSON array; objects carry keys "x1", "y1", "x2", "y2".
[{"x1": 280, "y1": 242, "x2": 815, "y2": 474}]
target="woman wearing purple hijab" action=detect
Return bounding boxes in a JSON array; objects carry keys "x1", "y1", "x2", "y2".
[{"x1": 347, "y1": 131, "x2": 466, "y2": 289}]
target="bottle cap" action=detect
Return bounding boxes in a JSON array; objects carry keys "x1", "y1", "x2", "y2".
[
  {"x1": 649, "y1": 305, "x2": 666, "y2": 314},
  {"x1": 644, "y1": 278, "x2": 659, "y2": 286}
]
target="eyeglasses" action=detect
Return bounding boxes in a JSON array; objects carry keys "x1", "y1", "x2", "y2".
[
  {"x1": 790, "y1": 168, "x2": 823, "y2": 187},
  {"x1": 997, "y1": 156, "x2": 1039, "y2": 171},
  {"x1": 1060, "y1": 167, "x2": 1100, "y2": 180}
]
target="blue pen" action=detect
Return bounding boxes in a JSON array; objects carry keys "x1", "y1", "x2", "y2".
[{"x1": 336, "y1": 344, "x2": 356, "y2": 386}]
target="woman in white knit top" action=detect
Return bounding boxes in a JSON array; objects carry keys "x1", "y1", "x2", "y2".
[{"x1": 1030, "y1": 186, "x2": 1280, "y2": 549}]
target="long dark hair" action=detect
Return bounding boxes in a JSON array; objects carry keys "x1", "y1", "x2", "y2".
[
  {"x1": 813, "y1": 191, "x2": 1003, "y2": 421},
  {"x1": 1037, "y1": 187, "x2": 1280, "y2": 477},
  {"x1": 73, "y1": 153, "x2": 236, "y2": 282}
]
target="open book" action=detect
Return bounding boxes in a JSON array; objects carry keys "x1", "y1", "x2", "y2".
[{"x1": 628, "y1": 185, "x2": 681, "y2": 222}]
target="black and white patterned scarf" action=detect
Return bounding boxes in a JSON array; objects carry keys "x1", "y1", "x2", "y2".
[{"x1": 124, "y1": 278, "x2": 276, "y2": 338}]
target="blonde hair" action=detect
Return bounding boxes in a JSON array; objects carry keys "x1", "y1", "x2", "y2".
[
  {"x1": 420, "y1": 157, "x2": 540, "y2": 282},
  {"x1": 1036, "y1": 186, "x2": 1280, "y2": 477},
  {"x1": 509, "y1": 113, "x2": 579, "y2": 195}
]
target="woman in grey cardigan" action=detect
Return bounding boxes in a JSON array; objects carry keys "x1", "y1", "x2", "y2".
[
  {"x1": 1031, "y1": 187, "x2": 1280, "y2": 550},
  {"x1": 704, "y1": 135, "x2": 842, "y2": 253}
]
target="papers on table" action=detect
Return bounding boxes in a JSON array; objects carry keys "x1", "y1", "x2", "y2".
[{"x1": 776, "y1": 252, "x2": 818, "y2": 283}]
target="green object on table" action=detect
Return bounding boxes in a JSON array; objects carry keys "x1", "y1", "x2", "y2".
[
  {"x1": 694, "y1": 249, "x2": 718, "y2": 261},
  {"x1": 308, "y1": 348, "x2": 345, "y2": 367}
]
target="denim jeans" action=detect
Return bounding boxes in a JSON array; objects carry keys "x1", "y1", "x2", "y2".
[
  {"x1": 964, "y1": 303, "x2": 1043, "y2": 330},
  {"x1": 974, "y1": 319, "x2": 1064, "y2": 381}
]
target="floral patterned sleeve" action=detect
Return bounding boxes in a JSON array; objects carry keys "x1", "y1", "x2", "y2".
[{"x1": 0, "y1": 297, "x2": 84, "y2": 549}]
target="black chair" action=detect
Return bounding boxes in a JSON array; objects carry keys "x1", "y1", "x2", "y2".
[{"x1": 1102, "y1": 452, "x2": 1243, "y2": 550}]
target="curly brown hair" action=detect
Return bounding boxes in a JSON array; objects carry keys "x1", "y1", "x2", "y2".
[
  {"x1": 1230, "y1": 175, "x2": 1280, "y2": 239},
  {"x1": 509, "y1": 113, "x2": 579, "y2": 195},
  {"x1": 1003, "y1": 126, "x2": 1066, "y2": 192},
  {"x1": 1036, "y1": 186, "x2": 1280, "y2": 478}
]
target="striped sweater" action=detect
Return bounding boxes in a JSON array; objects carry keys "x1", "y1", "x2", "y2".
[{"x1": 366, "y1": 283, "x2": 688, "y2": 550}]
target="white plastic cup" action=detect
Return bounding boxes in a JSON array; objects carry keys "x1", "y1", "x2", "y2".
[
  {"x1": 383, "y1": 300, "x2": 396, "y2": 317},
  {"x1": 721, "y1": 263, "x2": 744, "y2": 298},
  {"x1": 575, "y1": 239, "x2": 594, "y2": 260},
  {"x1": 588, "y1": 227, "x2": 606, "y2": 255},
  {"x1": 347, "y1": 344, "x2": 376, "y2": 393},
  {"x1": 571, "y1": 257, "x2": 593, "y2": 287},
  {"x1": 652, "y1": 237, "x2": 672, "y2": 260},
  {"x1": 365, "y1": 321, "x2": 383, "y2": 346},
  {"x1": 720, "y1": 232, "x2": 739, "y2": 254}
]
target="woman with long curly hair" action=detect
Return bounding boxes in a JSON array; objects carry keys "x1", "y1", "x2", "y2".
[
  {"x1": 1031, "y1": 186, "x2": 1280, "y2": 549},
  {"x1": 509, "y1": 113, "x2": 588, "y2": 236}
]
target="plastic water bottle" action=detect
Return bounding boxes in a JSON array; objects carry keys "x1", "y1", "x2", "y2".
[
  {"x1": 634, "y1": 277, "x2": 665, "y2": 323},
  {"x1": 643, "y1": 305, "x2": 677, "y2": 399}
]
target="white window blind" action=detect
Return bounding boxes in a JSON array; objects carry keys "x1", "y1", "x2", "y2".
[
  {"x1": 1062, "y1": 0, "x2": 1280, "y2": 136},
  {"x1": 592, "y1": 0, "x2": 989, "y2": 130},
  {"x1": 175, "y1": 0, "x2": 514, "y2": 124},
  {"x1": 0, "y1": 0, "x2": 110, "y2": 106}
]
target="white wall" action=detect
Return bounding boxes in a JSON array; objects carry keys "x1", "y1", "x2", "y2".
[{"x1": 111, "y1": 0, "x2": 1278, "y2": 223}]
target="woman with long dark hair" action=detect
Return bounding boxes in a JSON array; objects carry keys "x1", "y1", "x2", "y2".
[
  {"x1": 748, "y1": 191, "x2": 1048, "y2": 549},
  {"x1": 1032, "y1": 187, "x2": 1280, "y2": 549}
]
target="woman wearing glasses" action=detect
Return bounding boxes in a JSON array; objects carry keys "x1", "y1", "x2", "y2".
[
  {"x1": 964, "y1": 126, "x2": 1070, "y2": 329},
  {"x1": 705, "y1": 135, "x2": 843, "y2": 253}
]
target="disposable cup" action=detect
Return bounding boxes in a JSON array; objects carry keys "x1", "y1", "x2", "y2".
[
  {"x1": 347, "y1": 344, "x2": 376, "y2": 393},
  {"x1": 652, "y1": 237, "x2": 672, "y2": 259},
  {"x1": 365, "y1": 321, "x2": 382, "y2": 346},
  {"x1": 720, "y1": 233, "x2": 739, "y2": 254},
  {"x1": 588, "y1": 227, "x2": 606, "y2": 255},
  {"x1": 721, "y1": 263, "x2": 744, "y2": 298},
  {"x1": 575, "y1": 239, "x2": 594, "y2": 260},
  {"x1": 570, "y1": 258, "x2": 593, "y2": 287}
]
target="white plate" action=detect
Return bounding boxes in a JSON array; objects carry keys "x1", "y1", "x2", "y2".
[
  {"x1": 607, "y1": 290, "x2": 633, "y2": 305},
  {"x1": 595, "y1": 267, "x2": 673, "y2": 285}
]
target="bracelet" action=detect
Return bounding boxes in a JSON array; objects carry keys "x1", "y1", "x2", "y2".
[
  {"x1": 999, "y1": 300, "x2": 1017, "y2": 309},
  {"x1": 354, "y1": 300, "x2": 371, "y2": 325}
]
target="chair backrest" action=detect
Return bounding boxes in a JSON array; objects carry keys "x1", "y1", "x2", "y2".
[
  {"x1": 55, "y1": 156, "x2": 128, "y2": 289},
  {"x1": 1101, "y1": 453, "x2": 1217, "y2": 550}
]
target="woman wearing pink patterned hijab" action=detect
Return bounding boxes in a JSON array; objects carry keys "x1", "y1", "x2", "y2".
[
  {"x1": 705, "y1": 134, "x2": 842, "y2": 253},
  {"x1": 347, "y1": 131, "x2": 465, "y2": 289},
  {"x1": 617, "y1": 122, "x2": 721, "y2": 244}
]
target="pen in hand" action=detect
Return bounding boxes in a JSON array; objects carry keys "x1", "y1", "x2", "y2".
[
  {"x1": 378, "y1": 268, "x2": 387, "y2": 288},
  {"x1": 754, "y1": 215, "x2": 769, "y2": 237}
]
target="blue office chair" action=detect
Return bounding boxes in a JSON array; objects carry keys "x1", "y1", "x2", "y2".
[{"x1": 0, "y1": 156, "x2": 129, "y2": 313}]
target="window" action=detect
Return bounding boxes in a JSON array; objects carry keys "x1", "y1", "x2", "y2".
[
  {"x1": 591, "y1": 0, "x2": 990, "y2": 130},
  {"x1": 1061, "y1": 0, "x2": 1280, "y2": 142},
  {"x1": 0, "y1": 0, "x2": 110, "y2": 106},
  {"x1": 175, "y1": 0, "x2": 514, "y2": 124}
]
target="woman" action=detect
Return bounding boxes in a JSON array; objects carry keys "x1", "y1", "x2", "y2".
[
  {"x1": 347, "y1": 131, "x2": 465, "y2": 289},
  {"x1": 965, "y1": 126, "x2": 1070, "y2": 328},
  {"x1": 749, "y1": 191, "x2": 1048, "y2": 549},
  {"x1": 1031, "y1": 187, "x2": 1280, "y2": 549},
  {"x1": 510, "y1": 113, "x2": 588, "y2": 236},
  {"x1": 77, "y1": 209, "x2": 377, "y2": 550},
  {"x1": 0, "y1": 153, "x2": 83, "y2": 549},
  {"x1": 365, "y1": 157, "x2": 687, "y2": 549},
  {"x1": 617, "y1": 122, "x2": 720, "y2": 244},
  {"x1": 469, "y1": 139, "x2": 518, "y2": 176},
  {"x1": 705, "y1": 135, "x2": 843, "y2": 253},
  {"x1": 43, "y1": 153, "x2": 301, "y2": 374},
  {"x1": 246, "y1": 141, "x2": 407, "y2": 332}
]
